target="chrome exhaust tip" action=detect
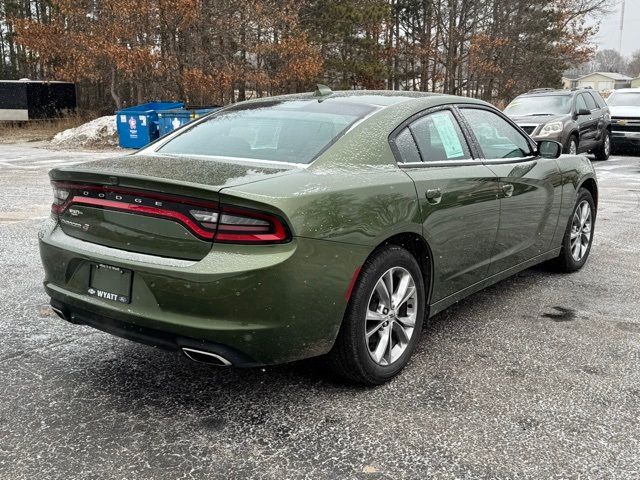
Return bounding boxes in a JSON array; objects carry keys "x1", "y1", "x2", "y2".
[
  {"x1": 51, "y1": 306, "x2": 68, "y2": 321},
  {"x1": 182, "y1": 347, "x2": 232, "y2": 366}
]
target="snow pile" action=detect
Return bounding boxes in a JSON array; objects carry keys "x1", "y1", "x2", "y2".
[{"x1": 51, "y1": 115, "x2": 119, "y2": 149}]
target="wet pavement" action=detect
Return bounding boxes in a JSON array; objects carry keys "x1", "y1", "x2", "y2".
[{"x1": 1, "y1": 143, "x2": 639, "y2": 479}]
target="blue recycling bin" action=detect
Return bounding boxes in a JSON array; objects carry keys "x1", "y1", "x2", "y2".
[
  {"x1": 116, "y1": 101, "x2": 184, "y2": 149},
  {"x1": 157, "y1": 107, "x2": 218, "y2": 136}
]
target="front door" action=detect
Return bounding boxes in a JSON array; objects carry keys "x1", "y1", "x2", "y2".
[
  {"x1": 584, "y1": 91, "x2": 607, "y2": 146},
  {"x1": 457, "y1": 106, "x2": 562, "y2": 274},
  {"x1": 391, "y1": 107, "x2": 501, "y2": 302},
  {"x1": 575, "y1": 93, "x2": 599, "y2": 151}
]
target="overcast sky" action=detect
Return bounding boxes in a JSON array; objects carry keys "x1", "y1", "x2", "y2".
[{"x1": 594, "y1": 0, "x2": 640, "y2": 57}]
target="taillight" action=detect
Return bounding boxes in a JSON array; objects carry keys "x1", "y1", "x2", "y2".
[
  {"x1": 214, "y1": 205, "x2": 289, "y2": 244},
  {"x1": 50, "y1": 181, "x2": 291, "y2": 244},
  {"x1": 189, "y1": 210, "x2": 219, "y2": 229},
  {"x1": 51, "y1": 184, "x2": 71, "y2": 215}
]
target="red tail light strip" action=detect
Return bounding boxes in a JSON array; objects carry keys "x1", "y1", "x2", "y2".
[
  {"x1": 216, "y1": 205, "x2": 288, "y2": 243},
  {"x1": 67, "y1": 196, "x2": 215, "y2": 239},
  {"x1": 51, "y1": 182, "x2": 291, "y2": 244},
  {"x1": 215, "y1": 231, "x2": 286, "y2": 243}
]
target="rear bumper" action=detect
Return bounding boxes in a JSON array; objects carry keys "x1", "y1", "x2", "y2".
[
  {"x1": 50, "y1": 298, "x2": 258, "y2": 365},
  {"x1": 39, "y1": 220, "x2": 368, "y2": 365}
]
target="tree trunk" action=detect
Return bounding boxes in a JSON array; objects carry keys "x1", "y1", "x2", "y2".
[{"x1": 109, "y1": 67, "x2": 122, "y2": 109}]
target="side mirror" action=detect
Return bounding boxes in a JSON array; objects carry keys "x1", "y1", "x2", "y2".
[
  {"x1": 537, "y1": 140, "x2": 562, "y2": 159},
  {"x1": 576, "y1": 108, "x2": 591, "y2": 116}
]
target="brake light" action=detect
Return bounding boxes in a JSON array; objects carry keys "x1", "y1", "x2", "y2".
[
  {"x1": 50, "y1": 181, "x2": 291, "y2": 244},
  {"x1": 189, "y1": 210, "x2": 219, "y2": 229},
  {"x1": 51, "y1": 184, "x2": 71, "y2": 215},
  {"x1": 214, "y1": 205, "x2": 289, "y2": 243},
  {"x1": 187, "y1": 205, "x2": 291, "y2": 243}
]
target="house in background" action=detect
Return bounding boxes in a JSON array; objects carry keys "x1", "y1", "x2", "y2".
[
  {"x1": 631, "y1": 77, "x2": 640, "y2": 88},
  {"x1": 574, "y1": 72, "x2": 632, "y2": 91},
  {"x1": 561, "y1": 76, "x2": 579, "y2": 89}
]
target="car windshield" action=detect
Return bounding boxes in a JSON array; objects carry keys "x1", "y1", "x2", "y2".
[
  {"x1": 607, "y1": 92, "x2": 640, "y2": 107},
  {"x1": 156, "y1": 99, "x2": 377, "y2": 164},
  {"x1": 504, "y1": 95, "x2": 572, "y2": 116}
]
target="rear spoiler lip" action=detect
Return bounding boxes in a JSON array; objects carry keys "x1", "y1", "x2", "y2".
[{"x1": 48, "y1": 167, "x2": 222, "y2": 202}]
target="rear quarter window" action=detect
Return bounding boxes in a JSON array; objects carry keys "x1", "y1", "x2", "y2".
[{"x1": 393, "y1": 128, "x2": 422, "y2": 163}]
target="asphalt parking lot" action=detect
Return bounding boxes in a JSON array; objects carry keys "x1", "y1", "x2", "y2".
[{"x1": 1, "y1": 143, "x2": 639, "y2": 479}]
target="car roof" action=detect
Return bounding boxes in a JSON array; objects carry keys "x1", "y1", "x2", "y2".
[
  {"x1": 515, "y1": 89, "x2": 609, "y2": 102},
  {"x1": 518, "y1": 90, "x2": 573, "y2": 98},
  {"x1": 232, "y1": 90, "x2": 487, "y2": 109}
]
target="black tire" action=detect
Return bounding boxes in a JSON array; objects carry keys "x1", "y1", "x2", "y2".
[
  {"x1": 593, "y1": 130, "x2": 611, "y2": 160},
  {"x1": 550, "y1": 188, "x2": 596, "y2": 273},
  {"x1": 327, "y1": 245, "x2": 426, "y2": 385},
  {"x1": 564, "y1": 134, "x2": 579, "y2": 155}
]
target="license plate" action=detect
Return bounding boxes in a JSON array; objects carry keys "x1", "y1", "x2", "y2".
[{"x1": 88, "y1": 263, "x2": 132, "y2": 304}]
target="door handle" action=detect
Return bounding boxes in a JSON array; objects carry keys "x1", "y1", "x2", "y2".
[
  {"x1": 502, "y1": 184, "x2": 514, "y2": 197},
  {"x1": 425, "y1": 188, "x2": 442, "y2": 204}
]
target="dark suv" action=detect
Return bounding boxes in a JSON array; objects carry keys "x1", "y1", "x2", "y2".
[{"x1": 504, "y1": 88, "x2": 611, "y2": 160}]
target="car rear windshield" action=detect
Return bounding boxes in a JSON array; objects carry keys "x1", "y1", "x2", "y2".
[
  {"x1": 504, "y1": 95, "x2": 572, "y2": 116},
  {"x1": 156, "y1": 99, "x2": 377, "y2": 164},
  {"x1": 607, "y1": 92, "x2": 640, "y2": 107}
]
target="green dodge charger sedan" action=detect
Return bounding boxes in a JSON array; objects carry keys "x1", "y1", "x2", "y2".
[{"x1": 40, "y1": 89, "x2": 598, "y2": 384}]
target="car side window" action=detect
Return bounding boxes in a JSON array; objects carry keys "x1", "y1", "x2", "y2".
[
  {"x1": 408, "y1": 110, "x2": 471, "y2": 162},
  {"x1": 590, "y1": 91, "x2": 606, "y2": 109},
  {"x1": 460, "y1": 108, "x2": 533, "y2": 159},
  {"x1": 394, "y1": 127, "x2": 422, "y2": 163},
  {"x1": 575, "y1": 94, "x2": 588, "y2": 112},
  {"x1": 583, "y1": 93, "x2": 597, "y2": 111}
]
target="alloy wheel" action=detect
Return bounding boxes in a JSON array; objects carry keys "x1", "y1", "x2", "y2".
[
  {"x1": 570, "y1": 200, "x2": 592, "y2": 261},
  {"x1": 604, "y1": 134, "x2": 611, "y2": 156},
  {"x1": 569, "y1": 140, "x2": 578, "y2": 155},
  {"x1": 365, "y1": 267, "x2": 418, "y2": 366}
]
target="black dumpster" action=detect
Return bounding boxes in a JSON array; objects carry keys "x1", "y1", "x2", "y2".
[{"x1": 0, "y1": 80, "x2": 76, "y2": 121}]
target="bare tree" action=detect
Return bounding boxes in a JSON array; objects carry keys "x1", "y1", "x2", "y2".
[
  {"x1": 0, "y1": 0, "x2": 610, "y2": 110},
  {"x1": 592, "y1": 48, "x2": 627, "y2": 73}
]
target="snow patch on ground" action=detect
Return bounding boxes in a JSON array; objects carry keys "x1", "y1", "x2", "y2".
[{"x1": 50, "y1": 115, "x2": 119, "y2": 149}]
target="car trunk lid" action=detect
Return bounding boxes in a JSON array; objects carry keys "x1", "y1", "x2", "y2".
[
  {"x1": 49, "y1": 154, "x2": 295, "y2": 260},
  {"x1": 52, "y1": 153, "x2": 296, "y2": 191}
]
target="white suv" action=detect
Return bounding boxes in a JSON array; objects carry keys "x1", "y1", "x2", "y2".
[{"x1": 608, "y1": 88, "x2": 640, "y2": 152}]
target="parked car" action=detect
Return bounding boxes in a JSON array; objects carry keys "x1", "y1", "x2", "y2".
[
  {"x1": 40, "y1": 89, "x2": 598, "y2": 385},
  {"x1": 504, "y1": 88, "x2": 611, "y2": 159},
  {"x1": 607, "y1": 88, "x2": 640, "y2": 152}
]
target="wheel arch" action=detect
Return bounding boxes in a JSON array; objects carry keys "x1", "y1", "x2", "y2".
[
  {"x1": 563, "y1": 130, "x2": 580, "y2": 154},
  {"x1": 370, "y1": 232, "x2": 435, "y2": 310},
  {"x1": 578, "y1": 176, "x2": 598, "y2": 210},
  {"x1": 569, "y1": 129, "x2": 580, "y2": 143}
]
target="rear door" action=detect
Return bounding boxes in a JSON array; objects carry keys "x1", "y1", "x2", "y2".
[
  {"x1": 457, "y1": 106, "x2": 562, "y2": 275},
  {"x1": 390, "y1": 106, "x2": 501, "y2": 302}
]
